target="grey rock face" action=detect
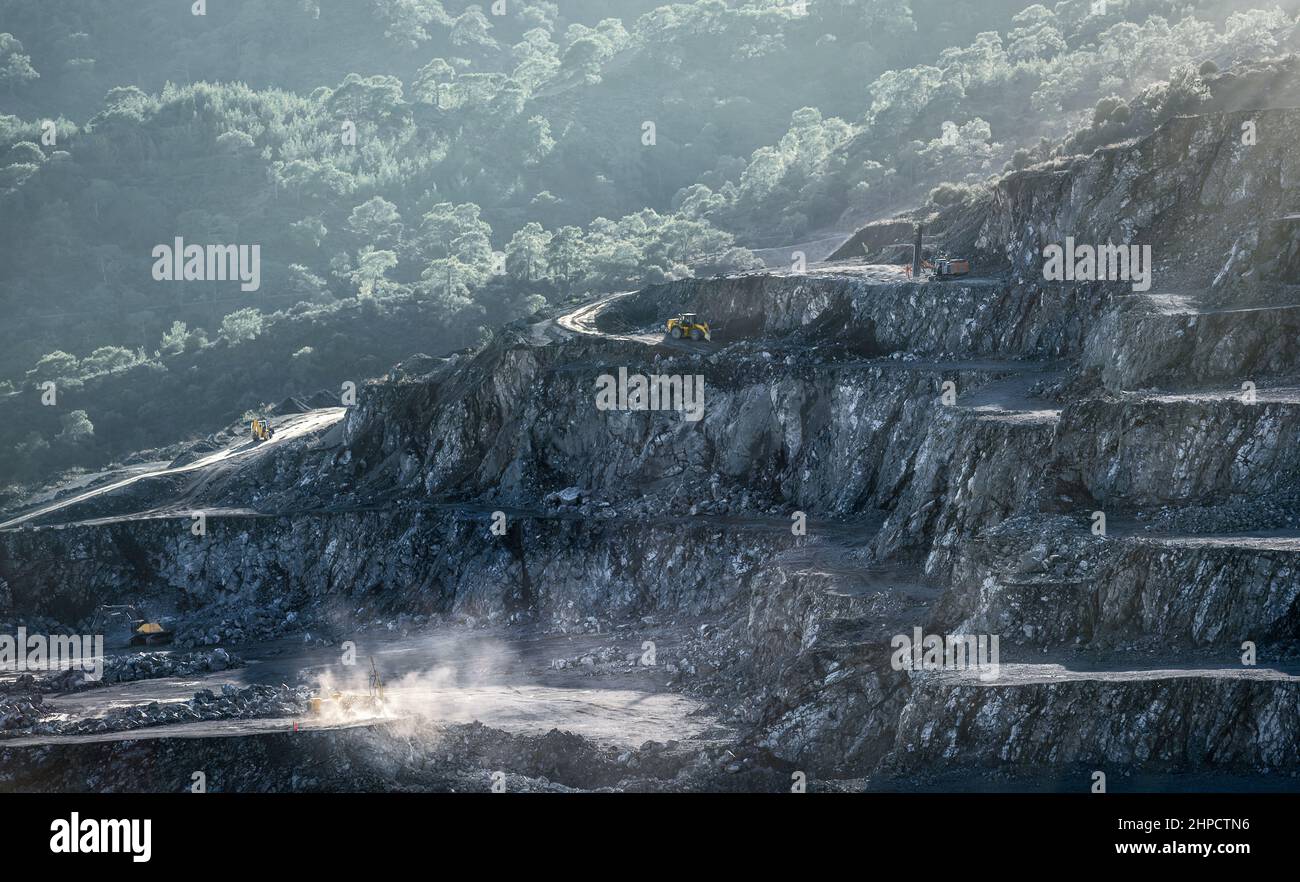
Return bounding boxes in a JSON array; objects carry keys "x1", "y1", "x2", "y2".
[
  {"x1": 891, "y1": 671, "x2": 1300, "y2": 773},
  {"x1": 1, "y1": 107, "x2": 1298, "y2": 788}
]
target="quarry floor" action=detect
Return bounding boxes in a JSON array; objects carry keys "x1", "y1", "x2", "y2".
[{"x1": 0, "y1": 625, "x2": 720, "y2": 750}]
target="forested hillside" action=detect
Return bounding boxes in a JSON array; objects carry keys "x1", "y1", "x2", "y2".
[{"x1": 2, "y1": 0, "x2": 1297, "y2": 486}]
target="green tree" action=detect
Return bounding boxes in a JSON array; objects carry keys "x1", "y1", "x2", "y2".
[
  {"x1": 505, "y1": 222, "x2": 551, "y2": 282},
  {"x1": 354, "y1": 248, "x2": 399, "y2": 298},
  {"x1": 56, "y1": 410, "x2": 94, "y2": 443},
  {"x1": 511, "y1": 29, "x2": 560, "y2": 92},
  {"x1": 7, "y1": 141, "x2": 44, "y2": 164},
  {"x1": 0, "y1": 34, "x2": 38, "y2": 92},
  {"x1": 220, "y1": 308, "x2": 265, "y2": 344},
  {"x1": 416, "y1": 202, "x2": 494, "y2": 301},
  {"x1": 1007, "y1": 5, "x2": 1065, "y2": 64},
  {"x1": 412, "y1": 58, "x2": 456, "y2": 107},
  {"x1": 347, "y1": 196, "x2": 403, "y2": 247},
  {"x1": 450, "y1": 6, "x2": 497, "y2": 51},
  {"x1": 545, "y1": 226, "x2": 586, "y2": 293},
  {"x1": 287, "y1": 264, "x2": 331, "y2": 302},
  {"x1": 160, "y1": 321, "x2": 189, "y2": 355},
  {"x1": 27, "y1": 351, "x2": 79, "y2": 383},
  {"x1": 82, "y1": 346, "x2": 139, "y2": 376},
  {"x1": 374, "y1": 0, "x2": 449, "y2": 49},
  {"x1": 327, "y1": 74, "x2": 405, "y2": 123}
]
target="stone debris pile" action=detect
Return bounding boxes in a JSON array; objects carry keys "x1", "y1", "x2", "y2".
[
  {"x1": 0, "y1": 694, "x2": 48, "y2": 731},
  {"x1": 0, "y1": 649, "x2": 241, "y2": 696},
  {"x1": 10, "y1": 683, "x2": 313, "y2": 738}
]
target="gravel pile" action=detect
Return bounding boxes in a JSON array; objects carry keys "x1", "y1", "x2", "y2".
[
  {"x1": 0, "y1": 649, "x2": 241, "y2": 696},
  {"x1": 1139, "y1": 490, "x2": 1300, "y2": 534},
  {"x1": 173, "y1": 600, "x2": 315, "y2": 647},
  {"x1": 0, "y1": 694, "x2": 48, "y2": 731},
  {"x1": 11, "y1": 683, "x2": 314, "y2": 738}
]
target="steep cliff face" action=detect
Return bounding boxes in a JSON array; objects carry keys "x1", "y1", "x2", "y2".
[
  {"x1": 939, "y1": 516, "x2": 1300, "y2": 648},
  {"x1": 0, "y1": 509, "x2": 808, "y2": 636},
  {"x1": 891, "y1": 669, "x2": 1300, "y2": 775},
  {"x1": 976, "y1": 109, "x2": 1300, "y2": 281},
  {"x1": 3, "y1": 107, "x2": 1299, "y2": 790},
  {"x1": 1050, "y1": 395, "x2": 1300, "y2": 507}
]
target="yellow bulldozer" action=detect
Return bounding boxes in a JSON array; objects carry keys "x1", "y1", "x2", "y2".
[
  {"x1": 666, "y1": 313, "x2": 711, "y2": 341},
  {"x1": 91, "y1": 604, "x2": 174, "y2": 648},
  {"x1": 250, "y1": 417, "x2": 274, "y2": 443}
]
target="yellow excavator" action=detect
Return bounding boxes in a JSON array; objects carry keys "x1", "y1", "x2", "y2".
[
  {"x1": 666, "y1": 313, "x2": 711, "y2": 341},
  {"x1": 91, "y1": 604, "x2": 174, "y2": 648},
  {"x1": 250, "y1": 417, "x2": 274, "y2": 442}
]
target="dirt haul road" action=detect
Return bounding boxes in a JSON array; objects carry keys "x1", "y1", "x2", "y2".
[
  {"x1": 0, "y1": 408, "x2": 345, "y2": 530},
  {"x1": 551, "y1": 289, "x2": 700, "y2": 351},
  {"x1": 549, "y1": 263, "x2": 912, "y2": 349}
]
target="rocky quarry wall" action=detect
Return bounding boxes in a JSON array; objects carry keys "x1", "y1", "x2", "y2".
[{"x1": 3, "y1": 108, "x2": 1300, "y2": 786}]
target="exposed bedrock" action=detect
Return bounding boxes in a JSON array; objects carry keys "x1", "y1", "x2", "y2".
[
  {"x1": 1050, "y1": 396, "x2": 1300, "y2": 507},
  {"x1": 338, "y1": 329, "x2": 1056, "y2": 521},
  {"x1": 0, "y1": 510, "x2": 799, "y2": 630},
  {"x1": 870, "y1": 407, "x2": 1057, "y2": 576},
  {"x1": 890, "y1": 671, "x2": 1300, "y2": 775},
  {"x1": 0, "y1": 722, "x2": 727, "y2": 793},
  {"x1": 978, "y1": 110, "x2": 1300, "y2": 278},
  {"x1": 936, "y1": 516, "x2": 1300, "y2": 649},
  {"x1": 1084, "y1": 301, "x2": 1300, "y2": 392},
  {"x1": 740, "y1": 556, "x2": 914, "y2": 776},
  {"x1": 635, "y1": 273, "x2": 1110, "y2": 360}
]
